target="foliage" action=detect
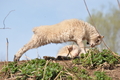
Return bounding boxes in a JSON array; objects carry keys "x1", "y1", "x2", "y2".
[
  {"x1": 73, "y1": 48, "x2": 120, "y2": 69},
  {"x1": 66, "y1": 67, "x2": 93, "y2": 80},
  {"x1": 1, "y1": 49, "x2": 120, "y2": 79},
  {"x1": 62, "y1": 66, "x2": 112, "y2": 80},
  {"x1": 1, "y1": 59, "x2": 94, "y2": 80},
  {"x1": 86, "y1": 5, "x2": 120, "y2": 53},
  {"x1": 1, "y1": 59, "x2": 63, "y2": 80},
  {"x1": 94, "y1": 71, "x2": 112, "y2": 80}
]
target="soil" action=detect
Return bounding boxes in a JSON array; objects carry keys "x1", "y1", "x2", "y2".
[{"x1": 0, "y1": 59, "x2": 120, "y2": 80}]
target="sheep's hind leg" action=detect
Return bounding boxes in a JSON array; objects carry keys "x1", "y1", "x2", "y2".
[{"x1": 14, "y1": 35, "x2": 40, "y2": 61}]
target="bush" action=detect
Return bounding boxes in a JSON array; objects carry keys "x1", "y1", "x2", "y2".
[
  {"x1": 73, "y1": 48, "x2": 120, "y2": 69},
  {"x1": 1, "y1": 59, "x2": 63, "y2": 80},
  {"x1": 94, "y1": 71, "x2": 112, "y2": 80}
]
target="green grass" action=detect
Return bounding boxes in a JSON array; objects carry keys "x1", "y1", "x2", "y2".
[
  {"x1": 94, "y1": 71, "x2": 112, "y2": 80},
  {"x1": 1, "y1": 49, "x2": 120, "y2": 80},
  {"x1": 1, "y1": 59, "x2": 63, "y2": 80},
  {"x1": 73, "y1": 48, "x2": 120, "y2": 69}
]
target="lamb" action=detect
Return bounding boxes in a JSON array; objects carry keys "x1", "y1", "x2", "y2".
[
  {"x1": 57, "y1": 45, "x2": 81, "y2": 58},
  {"x1": 14, "y1": 19, "x2": 104, "y2": 61},
  {"x1": 56, "y1": 45, "x2": 90, "y2": 58}
]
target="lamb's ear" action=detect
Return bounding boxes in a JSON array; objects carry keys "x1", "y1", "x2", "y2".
[
  {"x1": 98, "y1": 35, "x2": 104, "y2": 38},
  {"x1": 101, "y1": 36, "x2": 104, "y2": 38}
]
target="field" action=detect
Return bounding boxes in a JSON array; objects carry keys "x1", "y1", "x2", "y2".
[{"x1": 0, "y1": 49, "x2": 120, "y2": 80}]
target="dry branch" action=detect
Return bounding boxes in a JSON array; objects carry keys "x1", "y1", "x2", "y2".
[
  {"x1": 54, "y1": 71, "x2": 62, "y2": 80},
  {"x1": 117, "y1": 0, "x2": 120, "y2": 10},
  {"x1": 0, "y1": 10, "x2": 15, "y2": 29},
  {"x1": 83, "y1": 0, "x2": 99, "y2": 34},
  {"x1": 43, "y1": 60, "x2": 50, "y2": 79},
  {"x1": 24, "y1": 56, "x2": 32, "y2": 60},
  {"x1": 6, "y1": 38, "x2": 9, "y2": 62}
]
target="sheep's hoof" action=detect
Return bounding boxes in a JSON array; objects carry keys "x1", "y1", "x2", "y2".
[
  {"x1": 43, "y1": 56, "x2": 56, "y2": 60},
  {"x1": 56, "y1": 56, "x2": 71, "y2": 60},
  {"x1": 14, "y1": 55, "x2": 20, "y2": 62}
]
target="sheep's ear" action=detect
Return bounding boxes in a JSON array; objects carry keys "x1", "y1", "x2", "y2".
[
  {"x1": 101, "y1": 36, "x2": 104, "y2": 38},
  {"x1": 98, "y1": 35, "x2": 104, "y2": 38}
]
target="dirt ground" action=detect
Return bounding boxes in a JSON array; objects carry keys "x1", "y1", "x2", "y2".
[{"x1": 0, "y1": 60, "x2": 120, "y2": 80}]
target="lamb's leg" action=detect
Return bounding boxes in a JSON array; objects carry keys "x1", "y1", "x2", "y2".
[
  {"x1": 14, "y1": 35, "x2": 40, "y2": 61},
  {"x1": 77, "y1": 40, "x2": 86, "y2": 54}
]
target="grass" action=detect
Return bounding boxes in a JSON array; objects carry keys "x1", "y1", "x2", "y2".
[
  {"x1": 73, "y1": 48, "x2": 120, "y2": 69},
  {"x1": 94, "y1": 71, "x2": 112, "y2": 80},
  {"x1": 1, "y1": 59, "x2": 63, "y2": 80},
  {"x1": 0, "y1": 48, "x2": 120, "y2": 80}
]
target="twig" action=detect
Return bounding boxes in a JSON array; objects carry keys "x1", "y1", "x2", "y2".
[
  {"x1": 102, "y1": 40, "x2": 120, "y2": 57},
  {"x1": 43, "y1": 60, "x2": 49, "y2": 79},
  {"x1": 24, "y1": 56, "x2": 32, "y2": 60},
  {"x1": 54, "y1": 71, "x2": 62, "y2": 80},
  {"x1": 67, "y1": 45, "x2": 73, "y2": 58},
  {"x1": 25, "y1": 54, "x2": 28, "y2": 60},
  {"x1": 0, "y1": 27, "x2": 9, "y2": 29},
  {"x1": 117, "y1": 0, "x2": 120, "y2": 10},
  {"x1": 6, "y1": 38, "x2": 9, "y2": 62},
  {"x1": 63, "y1": 67, "x2": 76, "y2": 79},
  {"x1": 61, "y1": 59, "x2": 79, "y2": 79},
  {"x1": 37, "y1": 48, "x2": 41, "y2": 59},
  {"x1": 0, "y1": 10, "x2": 15, "y2": 29},
  {"x1": 83, "y1": 0, "x2": 99, "y2": 34}
]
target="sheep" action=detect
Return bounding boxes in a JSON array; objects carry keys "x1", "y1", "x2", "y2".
[
  {"x1": 56, "y1": 45, "x2": 90, "y2": 58},
  {"x1": 57, "y1": 45, "x2": 81, "y2": 58},
  {"x1": 14, "y1": 19, "x2": 103, "y2": 61}
]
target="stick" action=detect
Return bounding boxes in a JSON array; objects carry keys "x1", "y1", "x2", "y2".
[
  {"x1": 0, "y1": 28, "x2": 11, "y2": 29},
  {"x1": 25, "y1": 54, "x2": 28, "y2": 60},
  {"x1": 117, "y1": 0, "x2": 120, "y2": 10},
  {"x1": 102, "y1": 40, "x2": 120, "y2": 57},
  {"x1": 43, "y1": 60, "x2": 49, "y2": 79},
  {"x1": 24, "y1": 56, "x2": 32, "y2": 60},
  {"x1": 83, "y1": 0, "x2": 99, "y2": 34},
  {"x1": 37, "y1": 48, "x2": 41, "y2": 59},
  {"x1": 54, "y1": 71, "x2": 62, "y2": 80},
  {"x1": 6, "y1": 38, "x2": 9, "y2": 62},
  {"x1": 0, "y1": 10, "x2": 15, "y2": 29}
]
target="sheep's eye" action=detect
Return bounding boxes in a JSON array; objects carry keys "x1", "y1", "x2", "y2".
[
  {"x1": 96, "y1": 40, "x2": 100, "y2": 43},
  {"x1": 87, "y1": 42, "x2": 89, "y2": 45}
]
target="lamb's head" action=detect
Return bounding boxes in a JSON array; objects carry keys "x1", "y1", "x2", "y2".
[{"x1": 87, "y1": 35, "x2": 104, "y2": 47}]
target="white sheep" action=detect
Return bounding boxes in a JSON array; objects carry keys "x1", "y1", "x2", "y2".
[
  {"x1": 57, "y1": 45, "x2": 81, "y2": 58},
  {"x1": 56, "y1": 45, "x2": 90, "y2": 58},
  {"x1": 14, "y1": 19, "x2": 103, "y2": 61}
]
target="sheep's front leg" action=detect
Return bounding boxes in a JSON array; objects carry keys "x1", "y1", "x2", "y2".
[
  {"x1": 77, "y1": 40, "x2": 86, "y2": 54},
  {"x1": 14, "y1": 35, "x2": 39, "y2": 61},
  {"x1": 14, "y1": 44, "x2": 31, "y2": 61}
]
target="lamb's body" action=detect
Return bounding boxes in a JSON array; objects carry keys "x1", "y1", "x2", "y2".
[
  {"x1": 57, "y1": 45, "x2": 81, "y2": 58},
  {"x1": 32, "y1": 19, "x2": 86, "y2": 45},
  {"x1": 57, "y1": 45, "x2": 90, "y2": 58},
  {"x1": 14, "y1": 19, "x2": 102, "y2": 61}
]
